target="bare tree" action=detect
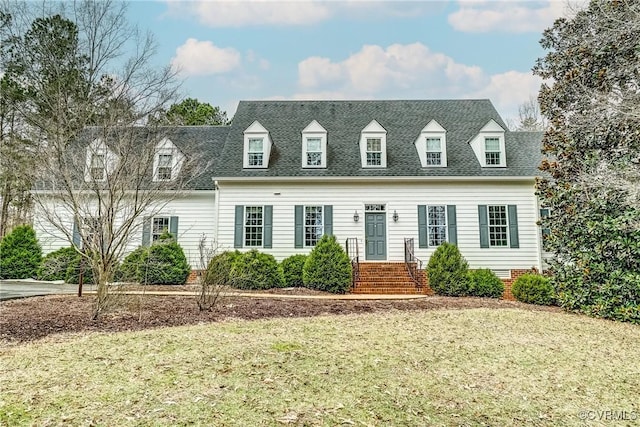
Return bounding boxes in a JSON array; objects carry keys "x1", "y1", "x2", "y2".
[
  {"x1": 515, "y1": 95, "x2": 546, "y2": 131},
  {"x1": 2, "y1": 1, "x2": 208, "y2": 318}
]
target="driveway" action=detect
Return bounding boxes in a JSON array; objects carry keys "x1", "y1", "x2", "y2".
[{"x1": 0, "y1": 280, "x2": 89, "y2": 301}]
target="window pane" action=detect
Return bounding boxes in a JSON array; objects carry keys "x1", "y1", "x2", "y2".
[
  {"x1": 485, "y1": 137, "x2": 500, "y2": 151},
  {"x1": 485, "y1": 152, "x2": 501, "y2": 165},
  {"x1": 427, "y1": 205, "x2": 447, "y2": 246},
  {"x1": 304, "y1": 206, "x2": 323, "y2": 246},
  {"x1": 366, "y1": 152, "x2": 381, "y2": 166},
  {"x1": 307, "y1": 152, "x2": 322, "y2": 166},
  {"x1": 245, "y1": 206, "x2": 263, "y2": 246},
  {"x1": 158, "y1": 154, "x2": 172, "y2": 167},
  {"x1": 426, "y1": 138, "x2": 441, "y2": 152},
  {"x1": 249, "y1": 138, "x2": 263, "y2": 152},
  {"x1": 306, "y1": 138, "x2": 321, "y2": 152},
  {"x1": 91, "y1": 154, "x2": 104, "y2": 167},
  {"x1": 249, "y1": 153, "x2": 263, "y2": 166},
  {"x1": 152, "y1": 217, "x2": 169, "y2": 241},
  {"x1": 367, "y1": 138, "x2": 381, "y2": 152},
  {"x1": 426, "y1": 152, "x2": 441, "y2": 166}
]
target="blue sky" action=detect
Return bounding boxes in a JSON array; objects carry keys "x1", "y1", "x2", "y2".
[{"x1": 126, "y1": 1, "x2": 573, "y2": 123}]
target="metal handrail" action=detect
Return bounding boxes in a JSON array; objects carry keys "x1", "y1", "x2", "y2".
[
  {"x1": 404, "y1": 238, "x2": 423, "y2": 287},
  {"x1": 345, "y1": 238, "x2": 360, "y2": 288}
]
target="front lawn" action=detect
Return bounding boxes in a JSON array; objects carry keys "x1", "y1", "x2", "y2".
[{"x1": 1, "y1": 308, "x2": 639, "y2": 426}]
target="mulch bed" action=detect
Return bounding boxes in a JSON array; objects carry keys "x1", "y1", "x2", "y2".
[{"x1": 0, "y1": 291, "x2": 560, "y2": 345}]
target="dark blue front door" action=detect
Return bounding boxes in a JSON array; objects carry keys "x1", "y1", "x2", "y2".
[{"x1": 365, "y1": 213, "x2": 386, "y2": 260}]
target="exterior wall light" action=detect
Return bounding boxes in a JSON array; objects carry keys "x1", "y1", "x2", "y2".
[
  {"x1": 353, "y1": 210, "x2": 360, "y2": 222},
  {"x1": 393, "y1": 210, "x2": 399, "y2": 222}
]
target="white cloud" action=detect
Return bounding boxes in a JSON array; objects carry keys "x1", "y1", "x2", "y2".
[
  {"x1": 295, "y1": 42, "x2": 542, "y2": 120},
  {"x1": 171, "y1": 39, "x2": 241, "y2": 76},
  {"x1": 165, "y1": 0, "x2": 331, "y2": 27},
  {"x1": 448, "y1": 0, "x2": 577, "y2": 33}
]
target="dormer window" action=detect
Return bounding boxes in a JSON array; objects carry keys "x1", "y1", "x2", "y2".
[
  {"x1": 359, "y1": 120, "x2": 387, "y2": 168},
  {"x1": 415, "y1": 120, "x2": 447, "y2": 167},
  {"x1": 305, "y1": 138, "x2": 322, "y2": 166},
  {"x1": 157, "y1": 154, "x2": 173, "y2": 180},
  {"x1": 485, "y1": 137, "x2": 501, "y2": 166},
  {"x1": 90, "y1": 154, "x2": 105, "y2": 181},
  {"x1": 426, "y1": 138, "x2": 442, "y2": 166},
  {"x1": 301, "y1": 120, "x2": 327, "y2": 168},
  {"x1": 153, "y1": 138, "x2": 184, "y2": 182},
  {"x1": 244, "y1": 121, "x2": 272, "y2": 169},
  {"x1": 248, "y1": 138, "x2": 264, "y2": 166},
  {"x1": 469, "y1": 119, "x2": 506, "y2": 168},
  {"x1": 85, "y1": 139, "x2": 115, "y2": 182},
  {"x1": 366, "y1": 138, "x2": 382, "y2": 166}
]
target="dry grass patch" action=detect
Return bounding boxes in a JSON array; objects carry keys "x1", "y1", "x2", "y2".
[{"x1": 1, "y1": 308, "x2": 639, "y2": 426}]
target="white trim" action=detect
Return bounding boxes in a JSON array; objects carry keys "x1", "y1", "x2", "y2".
[
  {"x1": 359, "y1": 120, "x2": 387, "y2": 168},
  {"x1": 243, "y1": 120, "x2": 272, "y2": 169},
  {"x1": 415, "y1": 120, "x2": 447, "y2": 168},
  {"x1": 301, "y1": 120, "x2": 327, "y2": 168},
  {"x1": 152, "y1": 138, "x2": 185, "y2": 182},
  {"x1": 469, "y1": 119, "x2": 506, "y2": 168}
]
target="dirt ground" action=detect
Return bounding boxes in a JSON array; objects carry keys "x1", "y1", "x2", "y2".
[{"x1": 0, "y1": 287, "x2": 560, "y2": 344}]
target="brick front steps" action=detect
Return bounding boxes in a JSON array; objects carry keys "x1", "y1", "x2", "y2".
[{"x1": 351, "y1": 262, "x2": 433, "y2": 295}]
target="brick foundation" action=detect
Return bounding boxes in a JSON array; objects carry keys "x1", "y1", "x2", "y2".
[{"x1": 186, "y1": 270, "x2": 205, "y2": 284}]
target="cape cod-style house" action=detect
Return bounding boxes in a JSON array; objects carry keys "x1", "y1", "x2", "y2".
[{"x1": 34, "y1": 99, "x2": 544, "y2": 295}]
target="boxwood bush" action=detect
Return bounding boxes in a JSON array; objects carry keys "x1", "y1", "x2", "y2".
[
  {"x1": 303, "y1": 235, "x2": 352, "y2": 293},
  {"x1": 115, "y1": 247, "x2": 147, "y2": 283},
  {"x1": 468, "y1": 268, "x2": 504, "y2": 298},
  {"x1": 0, "y1": 225, "x2": 42, "y2": 279},
  {"x1": 204, "y1": 250, "x2": 241, "y2": 287},
  {"x1": 37, "y1": 247, "x2": 78, "y2": 281},
  {"x1": 141, "y1": 236, "x2": 191, "y2": 285},
  {"x1": 280, "y1": 254, "x2": 307, "y2": 288},
  {"x1": 426, "y1": 242, "x2": 471, "y2": 296},
  {"x1": 512, "y1": 273, "x2": 555, "y2": 305},
  {"x1": 229, "y1": 249, "x2": 283, "y2": 290}
]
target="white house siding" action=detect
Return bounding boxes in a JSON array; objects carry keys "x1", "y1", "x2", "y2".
[
  {"x1": 33, "y1": 192, "x2": 216, "y2": 267},
  {"x1": 216, "y1": 179, "x2": 543, "y2": 272}
]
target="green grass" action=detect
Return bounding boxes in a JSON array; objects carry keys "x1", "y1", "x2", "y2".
[{"x1": 1, "y1": 308, "x2": 639, "y2": 426}]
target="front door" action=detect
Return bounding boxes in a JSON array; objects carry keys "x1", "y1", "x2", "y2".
[{"x1": 365, "y1": 212, "x2": 386, "y2": 260}]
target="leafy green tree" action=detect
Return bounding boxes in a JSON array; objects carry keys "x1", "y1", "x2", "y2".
[
  {"x1": 0, "y1": 224, "x2": 42, "y2": 279},
  {"x1": 159, "y1": 98, "x2": 229, "y2": 126},
  {"x1": 533, "y1": 0, "x2": 640, "y2": 322}
]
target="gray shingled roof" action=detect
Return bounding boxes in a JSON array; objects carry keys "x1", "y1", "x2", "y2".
[
  {"x1": 214, "y1": 100, "x2": 543, "y2": 179},
  {"x1": 37, "y1": 126, "x2": 229, "y2": 191}
]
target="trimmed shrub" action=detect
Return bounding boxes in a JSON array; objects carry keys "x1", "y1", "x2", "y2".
[
  {"x1": 280, "y1": 254, "x2": 307, "y2": 288},
  {"x1": 426, "y1": 242, "x2": 471, "y2": 296},
  {"x1": 0, "y1": 225, "x2": 42, "y2": 279},
  {"x1": 115, "y1": 247, "x2": 147, "y2": 283},
  {"x1": 204, "y1": 250, "x2": 241, "y2": 287},
  {"x1": 37, "y1": 247, "x2": 78, "y2": 281},
  {"x1": 303, "y1": 235, "x2": 352, "y2": 294},
  {"x1": 229, "y1": 249, "x2": 283, "y2": 290},
  {"x1": 512, "y1": 273, "x2": 555, "y2": 305},
  {"x1": 140, "y1": 237, "x2": 191, "y2": 285},
  {"x1": 468, "y1": 268, "x2": 504, "y2": 298}
]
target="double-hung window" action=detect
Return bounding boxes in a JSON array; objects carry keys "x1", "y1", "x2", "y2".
[
  {"x1": 304, "y1": 206, "x2": 323, "y2": 247},
  {"x1": 152, "y1": 217, "x2": 170, "y2": 241},
  {"x1": 248, "y1": 138, "x2": 264, "y2": 167},
  {"x1": 305, "y1": 138, "x2": 322, "y2": 167},
  {"x1": 366, "y1": 138, "x2": 382, "y2": 166},
  {"x1": 485, "y1": 137, "x2": 501, "y2": 166},
  {"x1": 244, "y1": 206, "x2": 263, "y2": 247},
  {"x1": 427, "y1": 205, "x2": 447, "y2": 246},
  {"x1": 488, "y1": 205, "x2": 508, "y2": 247},
  {"x1": 91, "y1": 154, "x2": 105, "y2": 181},
  {"x1": 426, "y1": 138, "x2": 442, "y2": 166},
  {"x1": 157, "y1": 154, "x2": 173, "y2": 180}
]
